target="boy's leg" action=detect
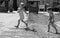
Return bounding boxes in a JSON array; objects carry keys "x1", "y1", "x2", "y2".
[
  {"x1": 21, "y1": 20, "x2": 28, "y2": 26},
  {"x1": 15, "y1": 19, "x2": 20, "y2": 28},
  {"x1": 48, "y1": 22, "x2": 51, "y2": 32},
  {"x1": 21, "y1": 20, "x2": 37, "y2": 32},
  {"x1": 21, "y1": 20, "x2": 29, "y2": 30},
  {"x1": 52, "y1": 22, "x2": 58, "y2": 33}
]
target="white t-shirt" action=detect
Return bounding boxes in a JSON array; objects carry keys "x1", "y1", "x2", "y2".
[
  {"x1": 18, "y1": 7, "x2": 29, "y2": 21},
  {"x1": 23, "y1": 11, "x2": 29, "y2": 21}
]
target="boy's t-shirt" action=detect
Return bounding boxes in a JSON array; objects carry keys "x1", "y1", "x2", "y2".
[
  {"x1": 19, "y1": 10, "x2": 24, "y2": 20},
  {"x1": 18, "y1": 8, "x2": 24, "y2": 20},
  {"x1": 49, "y1": 12, "x2": 54, "y2": 23},
  {"x1": 18, "y1": 8, "x2": 28, "y2": 21}
]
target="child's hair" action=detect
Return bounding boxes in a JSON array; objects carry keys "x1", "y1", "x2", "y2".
[{"x1": 48, "y1": 8, "x2": 52, "y2": 11}]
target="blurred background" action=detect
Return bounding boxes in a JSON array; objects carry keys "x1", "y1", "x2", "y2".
[{"x1": 0, "y1": 0, "x2": 60, "y2": 13}]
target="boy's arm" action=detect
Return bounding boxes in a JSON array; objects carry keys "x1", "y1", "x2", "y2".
[
  {"x1": 17, "y1": 10, "x2": 21, "y2": 13},
  {"x1": 17, "y1": 7, "x2": 22, "y2": 13},
  {"x1": 25, "y1": 12, "x2": 29, "y2": 14},
  {"x1": 49, "y1": 14, "x2": 51, "y2": 21},
  {"x1": 53, "y1": 14, "x2": 55, "y2": 22},
  {"x1": 23, "y1": 9, "x2": 29, "y2": 14}
]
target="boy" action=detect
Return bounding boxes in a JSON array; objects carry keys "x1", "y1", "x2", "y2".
[
  {"x1": 14, "y1": 2, "x2": 29, "y2": 29},
  {"x1": 15, "y1": 2, "x2": 37, "y2": 32},
  {"x1": 48, "y1": 9, "x2": 59, "y2": 34}
]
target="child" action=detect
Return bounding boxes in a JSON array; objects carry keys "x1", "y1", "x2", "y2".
[
  {"x1": 15, "y1": 2, "x2": 37, "y2": 32},
  {"x1": 48, "y1": 9, "x2": 59, "y2": 34},
  {"x1": 14, "y1": 2, "x2": 28, "y2": 28}
]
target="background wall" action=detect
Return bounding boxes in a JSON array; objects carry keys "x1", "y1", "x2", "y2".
[
  {"x1": 9, "y1": 0, "x2": 27, "y2": 7},
  {"x1": 8, "y1": 0, "x2": 60, "y2": 10}
]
